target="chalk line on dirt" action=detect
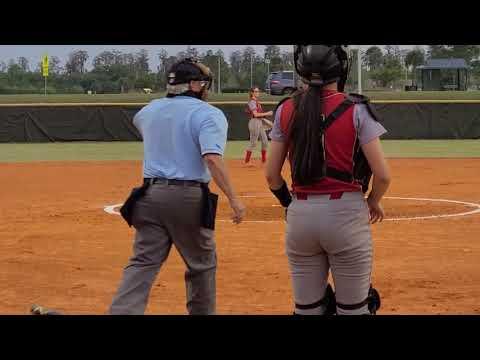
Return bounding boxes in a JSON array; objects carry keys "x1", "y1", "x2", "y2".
[{"x1": 104, "y1": 195, "x2": 480, "y2": 222}]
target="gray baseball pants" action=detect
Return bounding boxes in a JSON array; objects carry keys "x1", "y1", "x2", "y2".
[
  {"x1": 109, "y1": 182, "x2": 217, "y2": 315},
  {"x1": 285, "y1": 192, "x2": 373, "y2": 315},
  {"x1": 246, "y1": 118, "x2": 269, "y2": 151}
]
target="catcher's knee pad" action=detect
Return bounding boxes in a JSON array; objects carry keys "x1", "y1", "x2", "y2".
[
  {"x1": 336, "y1": 285, "x2": 381, "y2": 315},
  {"x1": 293, "y1": 283, "x2": 336, "y2": 315}
]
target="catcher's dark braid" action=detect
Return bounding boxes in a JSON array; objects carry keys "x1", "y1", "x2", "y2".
[{"x1": 288, "y1": 86, "x2": 325, "y2": 186}]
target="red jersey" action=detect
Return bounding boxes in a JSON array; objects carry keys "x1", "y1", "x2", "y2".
[
  {"x1": 279, "y1": 89, "x2": 363, "y2": 195},
  {"x1": 246, "y1": 99, "x2": 263, "y2": 118}
]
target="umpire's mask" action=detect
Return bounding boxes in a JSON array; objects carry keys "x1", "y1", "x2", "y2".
[
  {"x1": 294, "y1": 45, "x2": 350, "y2": 92},
  {"x1": 166, "y1": 58, "x2": 213, "y2": 99}
]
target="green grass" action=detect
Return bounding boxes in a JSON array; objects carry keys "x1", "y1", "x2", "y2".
[
  {"x1": 0, "y1": 142, "x2": 144, "y2": 162},
  {"x1": 364, "y1": 91, "x2": 480, "y2": 101},
  {"x1": 1, "y1": 91, "x2": 480, "y2": 104},
  {"x1": 381, "y1": 140, "x2": 480, "y2": 158},
  {"x1": 0, "y1": 140, "x2": 479, "y2": 163}
]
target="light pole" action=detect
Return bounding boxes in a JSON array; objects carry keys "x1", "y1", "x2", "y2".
[
  {"x1": 292, "y1": 45, "x2": 296, "y2": 90},
  {"x1": 357, "y1": 46, "x2": 362, "y2": 94},
  {"x1": 265, "y1": 57, "x2": 270, "y2": 92},
  {"x1": 217, "y1": 55, "x2": 221, "y2": 94},
  {"x1": 250, "y1": 54, "x2": 253, "y2": 88}
]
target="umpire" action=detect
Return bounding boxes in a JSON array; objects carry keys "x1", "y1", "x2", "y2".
[{"x1": 109, "y1": 58, "x2": 246, "y2": 315}]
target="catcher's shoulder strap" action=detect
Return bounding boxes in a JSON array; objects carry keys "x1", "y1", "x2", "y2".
[
  {"x1": 346, "y1": 92, "x2": 370, "y2": 102},
  {"x1": 346, "y1": 92, "x2": 382, "y2": 122},
  {"x1": 346, "y1": 93, "x2": 379, "y2": 194},
  {"x1": 277, "y1": 93, "x2": 367, "y2": 132},
  {"x1": 276, "y1": 93, "x2": 355, "y2": 137},
  {"x1": 276, "y1": 94, "x2": 355, "y2": 132},
  {"x1": 321, "y1": 94, "x2": 375, "y2": 192},
  {"x1": 321, "y1": 96, "x2": 355, "y2": 131}
]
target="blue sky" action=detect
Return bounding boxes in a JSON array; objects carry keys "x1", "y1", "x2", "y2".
[{"x1": 0, "y1": 45, "x2": 420, "y2": 71}]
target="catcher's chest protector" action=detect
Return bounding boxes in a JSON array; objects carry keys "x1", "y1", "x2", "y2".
[{"x1": 279, "y1": 93, "x2": 381, "y2": 193}]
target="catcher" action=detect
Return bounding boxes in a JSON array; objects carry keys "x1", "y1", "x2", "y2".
[
  {"x1": 243, "y1": 86, "x2": 274, "y2": 164},
  {"x1": 265, "y1": 45, "x2": 391, "y2": 315}
]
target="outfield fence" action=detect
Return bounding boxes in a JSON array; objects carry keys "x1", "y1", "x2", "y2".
[{"x1": 1, "y1": 101, "x2": 480, "y2": 142}]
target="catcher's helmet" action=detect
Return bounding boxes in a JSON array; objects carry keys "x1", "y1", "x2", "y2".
[
  {"x1": 294, "y1": 45, "x2": 350, "y2": 91},
  {"x1": 167, "y1": 58, "x2": 213, "y2": 90}
]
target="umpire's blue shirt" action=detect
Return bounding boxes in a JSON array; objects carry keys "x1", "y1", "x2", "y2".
[{"x1": 133, "y1": 96, "x2": 228, "y2": 183}]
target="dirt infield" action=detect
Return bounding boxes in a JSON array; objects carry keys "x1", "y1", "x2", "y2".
[{"x1": 1, "y1": 158, "x2": 480, "y2": 315}]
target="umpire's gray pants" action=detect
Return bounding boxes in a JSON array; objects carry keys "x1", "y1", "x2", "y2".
[
  {"x1": 109, "y1": 183, "x2": 216, "y2": 315},
  {"x1": 246, "y1": 118, "x2": 269, "y2": 152},
  {"x1": 286, "y1": 192, "x2": 373, "y2": 315}
]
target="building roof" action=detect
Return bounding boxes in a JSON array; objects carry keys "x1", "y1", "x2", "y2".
[{"x1": 417, "y1": 58, "x2": 469, "y2": 70}]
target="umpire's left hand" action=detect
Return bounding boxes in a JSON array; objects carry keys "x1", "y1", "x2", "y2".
[{"x1": 229, "y1": 197, "x2": 246, "y2": 224}]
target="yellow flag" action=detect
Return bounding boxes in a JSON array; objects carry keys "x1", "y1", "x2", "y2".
[{"x1": 42, "y1": 55, "x2": 49, "y2": 77}]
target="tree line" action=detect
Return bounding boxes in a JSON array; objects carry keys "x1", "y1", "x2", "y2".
[
  {"x1": 0, "y1": 45, "x2": 479, "y2": 94},
  {"x1": 0, "y1": 45, "x2": 294, "y2": 94}
]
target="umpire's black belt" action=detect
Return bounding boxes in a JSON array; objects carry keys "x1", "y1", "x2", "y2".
[{"x1": 144, "y1": 177, "x2": 202, "y2": 187}]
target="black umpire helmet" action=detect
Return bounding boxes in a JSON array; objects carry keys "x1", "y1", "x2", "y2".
[
  {"x1": 294, "y1": 45, "x2": 350, "y2": 91},
  {"x1": 167, "y1": 58, "x2": 213, "y2": 89}
]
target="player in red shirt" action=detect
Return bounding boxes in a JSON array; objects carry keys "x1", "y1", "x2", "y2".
[
  {"x1": 265, "y1": 45, "x2": 391, "y2": 315},
  {"x1": 244, "y1": 87, "x2": 274, "y2": 164}
]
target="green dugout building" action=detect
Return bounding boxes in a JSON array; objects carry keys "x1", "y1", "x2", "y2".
[{"x1": 416, "y1": 58, "x2": 470, "y2": 91}]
